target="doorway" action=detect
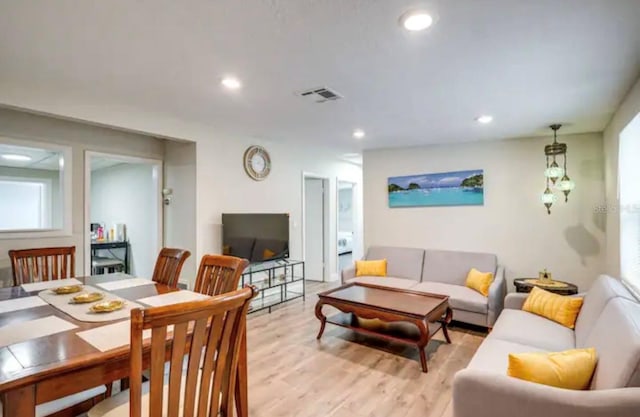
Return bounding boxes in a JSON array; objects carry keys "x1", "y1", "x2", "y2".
[
  {"x1": 337, "y1": 180, "x2": 357, "y2": 272},
  {"x1": 84, "y1": 152, "x2": 163, "y2": 278},
  {"x1": 303, "y1": 174, "x2": 330, "y2": 282}
]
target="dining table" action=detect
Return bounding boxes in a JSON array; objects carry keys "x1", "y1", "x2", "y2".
[{"x1": 0, "y1": 273, "x2": 248, "y2": 417}]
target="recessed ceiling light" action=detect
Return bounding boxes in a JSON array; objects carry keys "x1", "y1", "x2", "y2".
[
  {"x1": 1, "y1": 154, "x2": 32, "y2": 161},
  {"x1": 476, "y1": 115, "x2": 494, "y2": 124},
  {"x1": 221, "y1": 77, "x2": 242, "y2": 90},
  {"x1": 400, "y1": 11, "x2": 434, "y2": 31},
  {"x1": 352, "y1": 129, "x2": 366, "y2": 139}
]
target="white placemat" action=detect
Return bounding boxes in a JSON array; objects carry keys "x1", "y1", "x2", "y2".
[
  {"x1": 96, "y1": 277, "x2": 155, "y2": 291},
  {"x1": 21, "y1": 278, "x2": 83, "y2": 293},
  {"x1": 0, "y1": 315, "x2": 78, "y2": 348},
  {"x1": 38, "y1": 285, "x2": 144, "y2": 323},
  {"x1": 0, "y1": 296, "x2": 48, "y2": 314},
  {"x1": 76, "y1": 320, "x2": 170, "y2": 352},
  {"x1": 137, "y1": 290, "x2": 211, "y2": 307}
]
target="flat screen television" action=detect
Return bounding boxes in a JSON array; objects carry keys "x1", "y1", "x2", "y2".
[{"x1": 222, "y1": 213, "x2": 290, "y2": 263}]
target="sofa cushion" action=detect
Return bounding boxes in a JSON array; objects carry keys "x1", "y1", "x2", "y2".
[
  {"x1": 366, "y1": 246, "x2": 424, "y2": 281},
  {"x1": 346, "y1": 276, "x2": 417, "y2": 290},
  {"x1": 355, "y1": 259, "x2": 387, "y2": 277},
  {"x1": 507, "y1": 348, "x2": 597, "y2": 390},
  {"x1": 522, "y1": 287, "x2": 584, "y2": 329},
  {"x1": 423, "y1": 249, "x2": 496, "y2": 286},
  {"x1": 575, "y1": 275, "x2": 636, "y2": 348},
  {"x1": 583, "y1": 298, "x2": 640, "y2": 389},
  {"x1": 490, "y1": 309, "x2": 575, "y2": 352},
  {"x1": 466, "y1": 338, "x2": 546, "y2": 374},
  {"x1": 412, "y1": 281, "x2": 488, "y2": 314}
]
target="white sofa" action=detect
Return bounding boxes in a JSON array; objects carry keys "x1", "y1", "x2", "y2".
[
  {"x1": 341, "y1": 246, "x2": 505, "y2": 328},
  {"x1": 452, "y1": 275, "x2": 640, "y2": 417}
]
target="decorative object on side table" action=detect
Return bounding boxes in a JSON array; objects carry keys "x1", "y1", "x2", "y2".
[{"x1": 514, "y1": 276, "x2": 578, "y2": 295}]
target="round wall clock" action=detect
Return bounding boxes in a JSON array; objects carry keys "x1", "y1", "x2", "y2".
[{"x1": 243, "y1": 145, "x2": 271, "y2": 181}]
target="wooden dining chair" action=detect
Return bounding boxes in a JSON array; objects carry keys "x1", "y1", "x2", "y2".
[
  {"x1": 9, "y1": 246, "x2": 76, "y2": 286},
  {"x1": 151, "y1": 248, "x2": 192, "y2": 288},
  {"x1": 193, "y1": 254, "x2": 250, "y2": 296},
  {"x1": 86, "y1": 286, "x2": 257, "y2": 417}
]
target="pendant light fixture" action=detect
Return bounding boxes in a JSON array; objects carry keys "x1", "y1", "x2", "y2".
[{"x1": 542, "y1": 124, "x2": 575, "y2": 214}]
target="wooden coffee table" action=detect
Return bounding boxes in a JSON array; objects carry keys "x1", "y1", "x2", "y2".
[{"x1": 315, "y1": 282, "x2": 452, "y2": 372}]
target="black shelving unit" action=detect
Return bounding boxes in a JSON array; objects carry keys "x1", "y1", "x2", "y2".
[{"x1": 239, "y1": 259, "x2": 305, "y2": 313}]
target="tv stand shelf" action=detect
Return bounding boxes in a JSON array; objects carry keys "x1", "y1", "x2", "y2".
[{"x1": 240, "y1": 259, "x2": 305, "y2": 313}]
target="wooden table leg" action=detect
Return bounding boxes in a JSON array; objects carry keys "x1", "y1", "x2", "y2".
[
  {"x1": 441, "y1": 307, "x2": 453, "y2": 344},
  {"x1": 416, "y1": 320, "x2": 430, "y2": 373},
  {"x1": 235, "y1": 325, "x2": 248, "y2": 417},
  {"x1": 315, "y1": 301, "x2": 327, "y2": 340},
  {"x1": 3, "y1": 384, "x2": 36, "y2": 417}
]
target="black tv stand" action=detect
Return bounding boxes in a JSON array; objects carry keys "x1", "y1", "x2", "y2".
[{"x1": 240, "y1": 259, "x2": 305, "y2": 313}]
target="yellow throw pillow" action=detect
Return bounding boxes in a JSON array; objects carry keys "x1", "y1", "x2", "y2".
[
  {"x1": 263, "y1": 248, "x2": 276, "y2": 260},
  {"x1": 355, "y1": 259, "x2": 387, "y2": 277},
  {"x1": 508, "y1": 348, "x2": 597, "y2": 390},
  {"x1": 465, "y1": 268, "x2": 494, "y2": 296},
  {"x1": 522, "y1": 287, "x2": 583, "y2": 329}
]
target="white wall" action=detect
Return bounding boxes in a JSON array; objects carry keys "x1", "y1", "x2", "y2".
[
  {"x1": 0, "y1": 107, "x2": 165, "y2": 286},
  {"x1": 91, "y1": 162, "x2": 159, "y2": 278},
  {"x1": 195, "y1": 136, "x2": 363, "y2": 284},
  {"x1": 163, "y1": 141, "x2": 197, "y2": 282},
  {"x1": 364, "y1": 133, "x2": 606, "y2": 292},
  {"x1": 603, "y1": 75, "x2": 640, "y2": 276}
]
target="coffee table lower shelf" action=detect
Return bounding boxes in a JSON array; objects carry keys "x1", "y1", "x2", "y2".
[{"x1": 324, "y1": 312, "x2": 445, "y2": 344}]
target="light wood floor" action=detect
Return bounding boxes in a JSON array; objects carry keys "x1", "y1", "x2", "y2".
[{"x1": 246, "y1": 281, "x2": 487, "y2": 417}]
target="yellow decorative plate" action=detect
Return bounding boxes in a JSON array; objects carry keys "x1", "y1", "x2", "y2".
[
  {"x1": 90, "y1": 300, "x2": 126, "y2": 313},
  {"x1": 70, "y1": 292, "x2": 104, "y2": 304},
  {"x1": 52, "y1": 285, "x2": 83, "y2": 295}
]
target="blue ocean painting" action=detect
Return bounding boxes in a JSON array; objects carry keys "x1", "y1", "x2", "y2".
[{"x1": 388, "y1": 170, "x2": 484, "y2": 207}]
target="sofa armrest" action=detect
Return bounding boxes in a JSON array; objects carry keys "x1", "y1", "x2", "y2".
[
  {"x1": 504, "y1": 292, "x2": 529, "y2": 310},
  {"x1": 341, "y1": 266, "x2": 356, "y2": 283},
  {"x1": 453, "y1": 369, "x2": 640, "y2": 417},
  {"x1": 487, "y1": 266, "x2": 506, "y2": 327}
]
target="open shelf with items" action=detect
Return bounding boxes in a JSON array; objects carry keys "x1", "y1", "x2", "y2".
[{"x1": 239, "y1": 259, "x2": 305, "y2": 313}]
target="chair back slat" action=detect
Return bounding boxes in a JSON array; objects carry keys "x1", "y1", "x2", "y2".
[
  {"x1": 167, "y1": 322, "x2": 188, "y2": 417},
  {"x1": 149, "y1": 326, "x2": 167, "y2": 417},
  {"x1": 152, "y1": 248, "x2": 191, "y2": 288},
  {"x1": 194, "y1": 255, "x2": 249, "y2": 296},
  {"x1": 129, "y1": 286, "x2": 256, "y2": 417},
  {"x1": 9, "y1": 247, "x2": 75, "y2": 286}
]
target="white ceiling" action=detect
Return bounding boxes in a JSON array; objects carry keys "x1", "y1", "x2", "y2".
[{"x1": 0, "y1": 0, "x2": 639, "y2": 151}]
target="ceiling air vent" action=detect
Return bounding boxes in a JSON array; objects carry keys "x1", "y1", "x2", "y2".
[{"x1": 297, "y1": 87, "x2": 343, "y2": 103}]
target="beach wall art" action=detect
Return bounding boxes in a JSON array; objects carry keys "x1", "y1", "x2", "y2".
[{"x1": 388, "y1": 169, "x2": 484, "y2": 207}]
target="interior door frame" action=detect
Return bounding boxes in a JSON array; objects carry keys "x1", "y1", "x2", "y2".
[
  {"x1": 83, "y1": 151, "x2": 164, "y2": 276},
  {"x1": 301, "y1": 172, "x2": 331, "y2": 282}
]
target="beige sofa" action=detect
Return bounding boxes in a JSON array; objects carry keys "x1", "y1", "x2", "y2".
[
  {"x1": 452, "y1": 275, "x2": 640, "y2": 417},
  {"x1": 341, "y1": 246, "x2": 505, "y2": 328}
]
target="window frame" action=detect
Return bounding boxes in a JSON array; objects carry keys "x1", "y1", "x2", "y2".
[{"x1": 618, "y1": 112, "x2": 640, "y2": 299}]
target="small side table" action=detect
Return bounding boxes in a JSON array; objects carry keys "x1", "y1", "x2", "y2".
[{"x1": 513, "y1": 278, "x2": 578, "y2": 296}]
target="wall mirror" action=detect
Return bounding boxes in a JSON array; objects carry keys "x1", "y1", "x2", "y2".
[{"x1": 0, "y1": 138, "x2": 72, "y2": 235}]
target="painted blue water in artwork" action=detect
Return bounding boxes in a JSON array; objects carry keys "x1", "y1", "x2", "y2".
[{"x1": 388, "y1": 169, "x2": 484, "y2": 207}]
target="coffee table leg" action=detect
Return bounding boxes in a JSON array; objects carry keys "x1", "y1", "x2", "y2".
[
  {"x1": 315, "y1": 301, "x2": 327, "y2": 340},
  {"x1": 416, "y1": 320, "x2": 430, "y2": 373},
  {"x1": 3, "y1": 384, "x2": 36, "y2": 417},
  {"x1": 441, "y1": 307, "x2": 453, "y2": 344}
]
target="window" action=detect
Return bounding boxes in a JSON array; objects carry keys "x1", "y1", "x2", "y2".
[
  {"x1": 0, "y1": 138, "x2": 71, "y2": 237},
  {"x1": 0, "y1": 178, "x2": 52, "y2": 230},
  {"x1": 619, "y1": 112, "x2": 640, "y2": 297}
]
